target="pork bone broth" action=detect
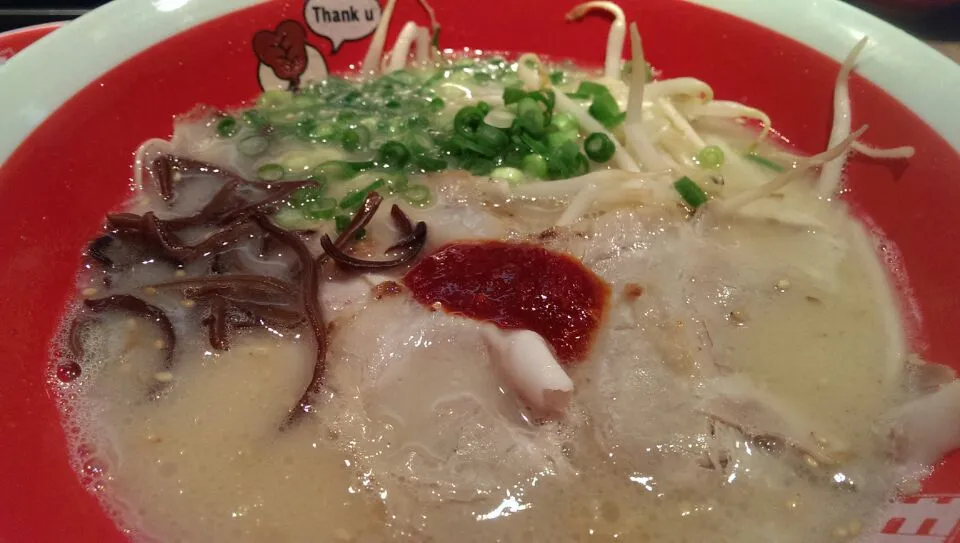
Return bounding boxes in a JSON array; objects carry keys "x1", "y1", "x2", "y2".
[{"x1": 50, "y1": 4, "x2": 960, "y2": 542}]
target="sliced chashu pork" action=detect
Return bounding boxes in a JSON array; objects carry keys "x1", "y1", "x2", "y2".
[{"x1": 324, "y1": 294, "x2": 574, "y2": 537}]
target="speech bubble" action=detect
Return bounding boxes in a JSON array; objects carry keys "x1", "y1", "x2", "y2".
[{"x1": 304, "y1": 0, "x2": 382, "y2": 53}]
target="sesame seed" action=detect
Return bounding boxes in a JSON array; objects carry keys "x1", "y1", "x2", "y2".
[
  {"x1": 804, "y1": 455, "x2": 819, "y2": 468},
  {"x1": 153, "y1": 371, "x2": 174, "y2": 383},
  {"x1": 81, "y1": 287, "x2": 99, "y2": 297},
  {"x1": 775, "y1": 279, "x2": 790, "y2": 292},
  {"x1": 174, "y1": 270, "x2": 186, "y2": 277},
  {"x1": 153, "y1": 339, "x2": 166, "y2": 350},
  {"x1": 180, "y1": 299, "x2": 196, "y2": 308},
  {"x1": 143, "y1": 287, "x2": 158, "y2": 295}
]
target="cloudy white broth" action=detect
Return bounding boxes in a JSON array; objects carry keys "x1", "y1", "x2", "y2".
[{"x1": 50, "y1": 3, "x2": 960, "y2": 542}]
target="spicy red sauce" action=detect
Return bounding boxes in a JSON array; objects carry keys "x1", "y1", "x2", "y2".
[{"x1": 402, "y1": 241, "x2": 610, "y2": 363}]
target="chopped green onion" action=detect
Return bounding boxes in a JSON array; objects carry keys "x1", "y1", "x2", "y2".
[
  {"x1": 515, "y1": 97, "x2": 547, "y2": 137},
  {"x1": 429, "y1": 97, "x2": 445, "y2": 111},
  {"x1": 550, "y1": 111, "x2": 579, "y2": 133},
  {"x1": 377, "y1": 172, "x2": 409, "y2": 193},
  {"x1": 527, "y1": 90, "x2": 556, "y2": 116},
  {"x1": 522, "y1": 153, "x2": 548, "y2": 179},
  {"x1": 237, "y1": 135, "x2": 269, "y2": 156},
  {"x1": 460, "y1": 156, "x2": 496, "y2": 175},
  {"x1": 503, "y1": 87, "x2": 527, "y2": 105},
  {"x1": 474, "y1": 124, "x2": 509, "y2": 152},
  {"x1": 377, "y1": 141, "x2": 411, "y2": 168},
  {"x1": 258, "y1": 90, "x2": 293, "y2": 107},
  {"x1": 303, "y1": 197, "x2": 338, "y2": 220},
  {"x1": 403, "y1": 184, "x2": 433, "y2": 206},
  {"x1": 241, "y1": 110, "x2": 267, "y2": 128},
  {"x1": 454, "y1": 106, "x2": 485, "y2": 137},
  {"x1": 476, "y1": 101, "x2": 491, "y2": 116},
  {"x1": 546, "y1": 130, "x2": 578, "y2": 148},
  {"x1": 296, "y1": 118, "x2": 336, "y2": 142},
  {"x1": 490, "y1": 167, "x2": 526, "y2": 185},
  {"x1": 546, "y1": 140, "x2": 584, "y2": 180},
  {"x1": 584, "y1": 132, "x2": 616, "y2": 162},
  {"x1": 414, "y1": 155, "x2": 448, "y2": 172},
  {"x1": 588, "y1": 92, "x2": 625, "y2": 130},
  {"x1": 312, "y1": 160, "x2": 359, "y2": 182},
  {"x1": 673, "y1": 176, "x2": 709, "y2": 208},
  {"x1": 453, "y1": 135, "x2": 498, "y2": 158},
  {"x1": 519, "y1": 133, "x2": 550, "y2": 156},
  {"x1": 341, "y1": 125, "x2": 371, "y2": 152},
  {"x1": 572, "y1": 153, "x2": 590, "y2": 177},
  {"x1": 696, "y1": 145, "x2": 725, "y2": 170},
  {"x1": 216, "y1": 116, "x2": 238, "y2": 138},
  {"x1": 744, "y1": 152, "x2": 785, "y2": 172},
  {"x1": 290, "y1": 181, "x2": 327, "y2": 208},
  {"x1": 257, "y1": 163, "x2": 285, "y2": 182},
  {"x1": 576, "y1": 81, "x2": 610, "y2": 98},
  {"x1": 339, "y1": 179, "x2": 386, "y2": 211},
  {"x1": 549, "y1": 70, "x2": 566, "y2": 85},
  {"x1": 473, "y1": 72, "x2": 493, "y2": 85}
]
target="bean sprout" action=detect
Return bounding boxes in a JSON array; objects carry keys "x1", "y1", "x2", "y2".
[
  {"x1": 361, "y1": 0, "x2": 398, "y2": 74},
  {"x1": 132, "y1": 138, "x2": 174, "y2": 192},
  {"x1": 565, "y1": 1, "x2": 626, "y2": 80},
  {"x1": 624, "y1": 22, "x2": 669, "y2": 171},
  {"x1": 385, "y1": 22, "x2": 425, "y2": 72},
  {"x1": 719, "y1": 126, "x2": 868, "y2": 212},
  {"x1": 818, "y1": 37, "x2": 915, "y2": 195}
]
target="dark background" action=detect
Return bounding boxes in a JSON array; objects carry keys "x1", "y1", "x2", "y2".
[{"x1": 0, "y1": 0, "x2": 958, "y2": 43}]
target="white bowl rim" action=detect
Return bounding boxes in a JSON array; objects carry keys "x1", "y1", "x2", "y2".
[{"x1": 0, "y1": 0, "x2": 958, "y2": 167}]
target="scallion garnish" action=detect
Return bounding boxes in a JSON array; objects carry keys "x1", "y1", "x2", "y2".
[
  {"x1": 237, "y1": 135, "x2": 268, "y2": 157},
  {"x1": 522, "y1": 153, "x2": 548, "y2": 179},
  {"x1": 257, "y1": 163, "x2": 285, "y2": 182},
  {"x1": 339, "y1": 179, "x2": 386, "y2": 211},
  {"x1": 696, "y1": 145, "x2": 725, "y2": 170},
  {"x1": 673, "y1": 176, "x2": 709, "y2": 208},
  {"x1": 376, "y1": 141, "x2": 411, "y2": 168},
  {"x1": 312, "y1": 161, "x2": 359, "y2": 182},
  {"x1": 216, "y1": 116, "x2": 238, "y2": 138},
  {"x1": 744, "y1": 152, "x2": 785, "y2": 172},
  {"x1": 303, "y1": 197, "x2": 338, "y2": 220},
  {"x1": 403, "y1": 184, "x2": 433, "y2": 206},
  {"x1": 584, "y1": 132, "x2": 615, "y2": 162}
]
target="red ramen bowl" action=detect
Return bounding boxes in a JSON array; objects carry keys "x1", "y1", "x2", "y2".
[
  {"x1": 0, "y1": 0, "x2": 958, "y2": 541},
  {"x1": 0, "y1": 21, "x2": 62, "y2": 62}
]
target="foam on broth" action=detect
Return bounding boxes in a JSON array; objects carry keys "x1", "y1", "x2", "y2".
[{"x1": 50, "y1": 55, "x2": 938, "y2": 543}]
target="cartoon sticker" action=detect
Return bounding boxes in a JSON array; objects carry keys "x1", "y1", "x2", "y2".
[
  {"x1": 304, "y1": 0, "x2": 382, "y2": 53},
  {"x1": 253, "y1": 20, "x2": 328, "y2": 91}
]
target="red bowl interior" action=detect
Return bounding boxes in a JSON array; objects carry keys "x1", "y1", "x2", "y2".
[
  {"x1": 1, "y1": 0, "x2": 959, "y2": 540},
  {"x1": 0, "y1": 22, "x2": 62, "y2": 59}
]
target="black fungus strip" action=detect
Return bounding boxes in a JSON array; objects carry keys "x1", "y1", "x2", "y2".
[
  {"x1": 386, "y1": 221, "x2": 428, "y2": 254},
  {"x1": 390, "y1": 204, "x2": 414, "y2": 235},
  {"x1": 87, "y1": 235, "x2": 114, "y2": 267},
  {"x1": 83, "y1": 295, "x2": 176, "y2": 368},
  {"x1": 150, "y1": 274, "x2": 299, "y2": 298},
  {"x1": 254, "y1": 214, "x2": 326, "y2": 428},
  {"x1": 320, "y1": 224, "x2": 427, "y2": 270},
  {"x1": 151, "y1": 155, "x2": 246, "y2": 202},
  {"x1": 204, "y1": 295, "x2": 229, "y2": 351},
  {"x1": 333, "y1": 192, "x2": 383, "y2": 247}
]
